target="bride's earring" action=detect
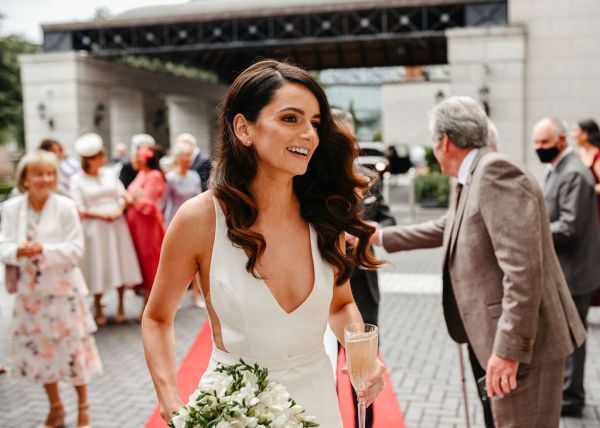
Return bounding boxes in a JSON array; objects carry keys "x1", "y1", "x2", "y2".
[{"x1": 245, "y1": 139, "x2": 252, "y2": 147}]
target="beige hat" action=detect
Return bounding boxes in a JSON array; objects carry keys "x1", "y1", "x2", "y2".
[{"x1": 74, "y1": 133, "x2": 103, "y2": 157}]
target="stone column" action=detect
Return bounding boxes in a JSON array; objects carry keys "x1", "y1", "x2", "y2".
[
  {"x1": 20, "y1": 52, "x2": 81, "y2": 153},
  {"x1": 381, "y1": 81, "x2": 451, "y2": 148},
  {"x1": 109, "y1": 88, "x2": 145, "y2": 153},
  {"x1": 510, "y1": 0, "x2": 600, "y2": 173},
  {"x1": 166, "y1": 96, "x2": 213, "y2": 156},
  {"x1": 446, "y1": 26, "x2": 527, "y2": 163}
]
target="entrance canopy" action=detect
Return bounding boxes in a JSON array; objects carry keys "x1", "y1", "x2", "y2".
[{"x1": 42, "y1": 0, "x2": 507, "y2": 80}]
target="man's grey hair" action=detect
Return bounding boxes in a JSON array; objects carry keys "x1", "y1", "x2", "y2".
[
  {"x1": 429, "y1": 96, "x2": 488, "y2": 149},
  {"x1": 487, "y1": 119, "x2": 499, "y2": 150},
  {"x1": 547, "y1": 117, "x2": 568, "y2": 139}
]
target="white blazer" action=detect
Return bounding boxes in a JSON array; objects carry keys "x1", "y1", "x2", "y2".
[{"x1": 0, "y1": 192, "x2": 88, "y2": 296}]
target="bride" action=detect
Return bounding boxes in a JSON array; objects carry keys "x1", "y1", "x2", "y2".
[{"x1": 142, "y1": 59, "x2": 385, "y2": 426}]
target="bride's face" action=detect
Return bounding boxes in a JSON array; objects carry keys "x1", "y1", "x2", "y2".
[{"x1": 248, "y1": 83, "x2": 321, "y2": 178}]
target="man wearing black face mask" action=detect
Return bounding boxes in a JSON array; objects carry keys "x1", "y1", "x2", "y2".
[{"x1": 533, "y1": 117, "x2": 600, "y2": 418}]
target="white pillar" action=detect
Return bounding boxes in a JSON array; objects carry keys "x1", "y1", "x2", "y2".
[
  {"x1": 20, "y1": 51, "x2": 226, "y2": 156},
  {"x1": 381, "y1": 81, "x2": 451, "y2": 147},
  {"x1": 20, "y1": 53, "x2": 81, "y2": 153},
  {"x1": 446, "y1": 26, "x2": 527, "y2": 164},
  {"x1": 167, "y1": 96, "x2": 212, "y2": 156},
  {"x1": 510, "y1": 0, "x2": 600, "y2": 175},
  {"x1": 109, "y1": 88, "x2": 145, "y2": 153}
]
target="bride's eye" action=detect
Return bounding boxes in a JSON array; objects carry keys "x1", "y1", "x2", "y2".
[
  {"x1": 311, "y1": 121, "x2": 321, "y2": 130},
  {"x1": 282, "y1": 114, "x2": 298, "y2": 123}
]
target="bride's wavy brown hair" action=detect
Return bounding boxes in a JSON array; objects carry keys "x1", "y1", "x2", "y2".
[{"x1": 212, "y1": 59, "x2": 381, "y2": 285}]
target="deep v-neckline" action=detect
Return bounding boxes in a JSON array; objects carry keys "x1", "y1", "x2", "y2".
[{"x1": 252, "y1": 224, "x2": 317, "y2": 316}]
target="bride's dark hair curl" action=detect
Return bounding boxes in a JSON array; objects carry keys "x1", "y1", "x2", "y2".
[{"x1": 212, "y1": 59, "x2": 381, "y2": 285}]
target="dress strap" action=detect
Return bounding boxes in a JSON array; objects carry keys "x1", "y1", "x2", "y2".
[{"x1": 210, "y1": 195, "x2": 238, "y2": 277}]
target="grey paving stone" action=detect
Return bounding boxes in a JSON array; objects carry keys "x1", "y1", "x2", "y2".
[{"x1": 1, "y1": 206, "x2": 599, "y2": 427}]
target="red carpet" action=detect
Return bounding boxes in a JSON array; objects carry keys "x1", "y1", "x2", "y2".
[
  {"x1": 145, "y1": 322, "x2": 213, "y2": 428},
  {"x1": 337, "y1": 348, "x2": 405, "y2": 428},
  {"x1": 146, "y1": 321, "x2": 405, "y2": 428}
]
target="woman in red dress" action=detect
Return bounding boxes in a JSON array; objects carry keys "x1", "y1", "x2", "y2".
[
  {"x1": 573, "y1": 119, "x2": 600, "y2": 306},
  {"x1": 126, "y1": 144, "x2": 166, "y2": 316}
]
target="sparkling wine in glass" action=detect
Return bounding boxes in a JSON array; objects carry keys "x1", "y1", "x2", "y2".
[{"x1": 344, "y1": 323, "x2": 378, "y2": 428}]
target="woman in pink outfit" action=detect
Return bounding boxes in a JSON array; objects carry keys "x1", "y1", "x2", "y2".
[{"x1": 126, "y1": 144, "x2": 166, "y2": 316}]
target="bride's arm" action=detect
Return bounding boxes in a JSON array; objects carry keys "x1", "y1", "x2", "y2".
[
  {"x1": 328, "y1": 235, "x2": 385, "y2": 407},
  {"x1": 328, "y1": 234, "x2": 364, "y2": 342},
  {"x1": 142, "y1": 192, "x2": 214, "y2": 422}
]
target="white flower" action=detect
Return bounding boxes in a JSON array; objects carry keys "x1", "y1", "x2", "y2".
[
  {"x1": 169, "y1": 406, "x2": 189, "y2": 428},
  {"x1": 171, "y1": 359, "x2": 318, "y2": 428}
]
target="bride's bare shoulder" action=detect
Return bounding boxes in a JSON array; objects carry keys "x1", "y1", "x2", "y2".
[{"x1": 167, "y1": 190, "x2": 216, "y2": 250}]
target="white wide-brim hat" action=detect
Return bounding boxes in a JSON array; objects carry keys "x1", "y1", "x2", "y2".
[{"x1": 75, "y1": 133, "x2": 103, "y2": 157}]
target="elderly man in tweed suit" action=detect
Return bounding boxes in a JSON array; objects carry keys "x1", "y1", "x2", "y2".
[{"x1": 372, "y1": 97, "x2": 585, "y2": 427}]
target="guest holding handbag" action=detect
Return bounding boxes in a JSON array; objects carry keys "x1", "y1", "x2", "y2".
[{"x1": 0, "y1": 150, "x2": 101, "y2": 428}]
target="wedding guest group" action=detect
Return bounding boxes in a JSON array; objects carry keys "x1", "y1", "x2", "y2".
[
  {"x1": 372, "y1": 96, "x2": 586, "y2": 427},
  {"x1": 142, "y1": 59, "x2": 386, "y2": 427},
  {"x1": 4, "y1": 57, "x2": 600, "y2": 428},
  {"x1": 532, "y1": 117, "x2": 600, "y2": 418},
  {"x1": 0, "y1": 150, "x2": 102, "y2": 428}
]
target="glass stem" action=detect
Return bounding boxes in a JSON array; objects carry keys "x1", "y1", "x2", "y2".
[{"x1": 358, "y1": 397, "x2": 366, "y2": 428}]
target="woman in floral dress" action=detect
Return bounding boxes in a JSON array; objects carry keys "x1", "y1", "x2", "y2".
[{"x1": 0, "y1": 150, "x2": 102, "y2": 428}]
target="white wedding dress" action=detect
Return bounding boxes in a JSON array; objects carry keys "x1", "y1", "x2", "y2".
[{"x1": 199, "y1": 197, "x2": 343, "y2": 426}]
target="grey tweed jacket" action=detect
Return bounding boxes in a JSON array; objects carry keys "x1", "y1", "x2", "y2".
[
  {"x1": 544, "y1": 151, "x2": 600, "y2": 297},
  {"x1": 382, "y1": 148, "x2": 585, "y2": 368}
]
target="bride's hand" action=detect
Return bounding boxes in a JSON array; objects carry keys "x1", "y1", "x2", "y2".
[
  {"x1": 358, "y1": 359, "x2": 386, "y2": 407},
  {"x1": 160, "y1": 401, "x2": 184, "y2": 423}
]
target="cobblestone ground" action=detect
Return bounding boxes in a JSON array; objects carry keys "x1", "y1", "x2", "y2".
[{"x1": 1, "y1": 201, "x2": 599, "y2": 427}]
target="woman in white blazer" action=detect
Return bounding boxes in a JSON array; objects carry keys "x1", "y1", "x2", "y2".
[{"x1": 0, "y1": 150, "x2": 101, "y2": 428}]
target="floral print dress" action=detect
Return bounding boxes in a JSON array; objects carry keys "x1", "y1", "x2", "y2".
[{"x1": 10, "y1": 208, "x2": 102, "y2": 385}]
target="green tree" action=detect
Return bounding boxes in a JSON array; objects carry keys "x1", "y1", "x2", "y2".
[
  {"x1": 0, "y1": 33, "x2": 39, "y2": 146},
  {"x1": 93, "y1": 7, "x2": 112, "y2": 20}
]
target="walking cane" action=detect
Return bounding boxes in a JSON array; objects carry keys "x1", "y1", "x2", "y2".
[{"x1": 457, "y1": 344, "x2": 471, "y2": 428}]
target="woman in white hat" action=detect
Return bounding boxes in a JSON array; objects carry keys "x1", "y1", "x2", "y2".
[{"x1": 70, "y1": 133, "x2": 142, "y2": 326}]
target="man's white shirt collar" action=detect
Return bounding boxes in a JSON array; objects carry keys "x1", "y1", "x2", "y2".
[{"x1": 458, "y1": 148, "x2": 479, "y2": 185}]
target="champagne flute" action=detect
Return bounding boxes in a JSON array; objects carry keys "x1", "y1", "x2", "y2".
[{"x1": 344, "y1": 323, "x2": 379, "y2": 428}]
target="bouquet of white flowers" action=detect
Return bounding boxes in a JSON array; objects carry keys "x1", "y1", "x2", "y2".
[{"x1": 169, "y1": 359, "x2": 319, "y2": 428}]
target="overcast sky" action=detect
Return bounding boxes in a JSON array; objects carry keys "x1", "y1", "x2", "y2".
[{"x1": 0, "y1": 0, "x2": 185, "y2": 43}]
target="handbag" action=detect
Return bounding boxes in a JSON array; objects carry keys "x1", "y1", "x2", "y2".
[{"x1": 5, "y1": 264, "x2": 19, "y2": 294}]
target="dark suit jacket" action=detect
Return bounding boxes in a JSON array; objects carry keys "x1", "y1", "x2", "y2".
[
  {"x1": 191, "y1": 154, "x2": 212, "y2": 192},
  {"x1": 544, "y1": 151, "x2": 600, "y2": 296},
  {"x1": 119, "y1": 162, "x2": 137, "y2": 189},
  {"x1": 382, "y1": 149, "x2": 585, "y2": 368},
  {"x1": 351, "y1": 171, "x2": 396, "y2": 326}
]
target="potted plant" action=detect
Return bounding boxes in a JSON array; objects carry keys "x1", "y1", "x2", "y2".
[{"x1": 414, "y1": 148, "x2": 450, "y2": 208}]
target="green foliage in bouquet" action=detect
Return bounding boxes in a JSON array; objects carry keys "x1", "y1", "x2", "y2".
[{"x1": 169, "y1": 359, "x2": 319, "y2": 428}]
